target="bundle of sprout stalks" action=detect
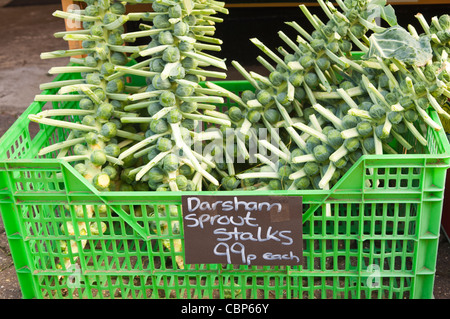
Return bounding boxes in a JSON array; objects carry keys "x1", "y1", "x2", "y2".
[
  {"x1": 29, "y1": 0, "x2": 229, "y2": 269},
  {"x1": 201, "y1": 0, "x2": 450, "y2": 193},
  {"x1": 24, "y1": 0, "x2": 450, "y2": 270}
]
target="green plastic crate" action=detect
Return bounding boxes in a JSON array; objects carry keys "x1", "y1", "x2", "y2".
[{"x1": 1, "y1": 71, "x2": 450, "y2": 300}]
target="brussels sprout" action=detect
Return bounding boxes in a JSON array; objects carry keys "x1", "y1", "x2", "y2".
[
  {"x1": 150, "y1": 119, "x2": 169, "y2": 134},
  {"x1": 268, "y1": 179, "x2": 282, "y2": 190},
  {"x1": 369, "y1": 104, "x2": 386, "y2": 120},
  {"x1": 184, "y1": 180, "x2": 196, "y2": 191},
  {"x1": 180, "y1": 101, "x2": 197, "y2": 113},
  {"x1": 174, "y1": 21, "x2": 189, "y2": 36},
  {"x1": 305, "y1": 72, "x2": 319, "y2": 88},
  {"x1": 111, "y1": 2, "x2": 126, "y2": 15},
  {"x1": 304, "y1": 162, "x2": 319, "y2": 176},
  {"x1": 359, "y1": 101, "x2": 373, "y2": 112},
  {"x1": 148, "y1": 167, "x2": 165, "y2": 183},
  {"x1": 167, "y1": 109, "x2": 182, "y2": 123},
  {"x1": 350, "y1": 24, "x2": 366, "y2": 38},
  {"x1": 344, "y1": 137, "x2": 360, "y2": 152},
  {"x1": 83, "y1": 21, "x2": 94, "y2": 30},
  {"x1": 120, "y1": 184, "x2": 134, "y2": 191},
  {"x1": 256, "y1": 90, "x2": 272, "y2": 105},
  {"x1": 104, "y1": 143, "x2": 120, "y2": 157},
  {"x1": 349, "y1": 149, "x2": 363, "y2": 163},
  {"x1": 85, "y1": 55, "x2": 98, "y2": 68},
  {"x1": 327, "y1": 41, "x2": 340, "y2": 53},
  {"x1": 149, "y1": 58, "x2": 166, "y2": 73},
  {"x1": 300, "y1": 55, "x2": 314, "y2": 68},
  {"x1": 339, "y1": 39, "x2": 352, "y2": 53},
  {"x1": 91, "y1": 150, "x2": 107, "y2": 166},
  {"x1": 168, "y1": 4, "x2": 182, "y2": 18},
  {"x1": 152, "y1": 74, "x2": 172, "y2": 90},
  {"x1": 305, "y1": 135, "x2": 321, "y2": 154},
  {"x1": 181, "y1": 57, "x2": 197, "y2": 69},
  {"x1": 147, "y1": 148, "x2": 160, "y2": 161},
  {"x1": 85, "y1": 5, "x2": 99, "y2": 17},
  {"x1": 183, "y1": 14, "x2": 196, "y2": 26},
  {"x1": 221, "y1": 176, "x2": 239, "y2": 190},
  {"x1": 102, "y1": 165, "x2": 118, "y2": 179},
  {"x1": 106, "y1": 78, "x2": 124, "y2": 94},
  {"x1": 278, "y1": 165, "x2": 292, "y2": 181},
  {"x1": 100, "y1": 62, "x2": 115, "y2": 76},
  {"x1": 181, "y1": 118, "x2": 196, "y2": 130},
  {"x1": 276, "y1": 92, "x2": 290, "y2": 105},
  {"x1": 269, "y1": 71, "x2": 285, "y2": 86},
  {"x1": 163, "y1": 153, "x2": 179, "y2": 172},
  {"x1": 108, "y1": 32, "x2": 124, "y2": 46},
  {"x1": 289, "y1": 72, "x2": 303, "y2": 87},
  {"x1": 85, "y1": 132, "x2": 98, "y2": 145},
  {"x1": 399, "y1": 96, "x2": 414, "y2": 109},
  {"x1": 158, "y1": 31, "x2": 174, "y2": 44},
  {"x1": 313, "y1": 144, "x2": 330, "y2": 163},
  {"x1": 316, "y1": 57, "x2": 331, "y2": 71},
  {"x1": 79, "y1": 98, "x2": 94, "y2": 110},
  {"x1": 152, "y1": 2, "x2": 168, "y2": 12},
  {"x1": 184, "y1": 74, "x2": 199, "y2": 83},
  {"x1": 74, "y1": 163, "x2": 87, "y2": 175},
  {"x1": 228, "y1": 106, "x2": 243, "y2": 122},
  {"x1": 157, "y1": 137, "x2": 173, "y2": 152},
  {"x1": 174, "y1": 175, "x2": 188, "y2": 190},
  {"x1": 121, "y1": 168, "x2": 137, "y2": 185},
  {"x1": 159, "y1": 90, "x2": 177, "y2": 107},
  {"x1": 342, "y1": 114, "x2": 359, "y2": 129},
  {"x1": 294, "y1": 176, "x2": 310, "y2": 189},
  {"x1": 334, "y1": 157, "x2": 347, "y2": 169},
  {"x1": 86, "y1": 72, "x2": 101, "y2": 85},
  {"x1": 294, "y1": 86, "x2": 306, "y2": 100},
  {"x1": 327, "y1": 129, "x2": 344, "y2": 148},
  {"x1": 311, "y1": 38, "x2": 326, "y2": 52},
  {"x1": 100, "y1": 122, "x2": 117, "y2": 139},
  {"x1": 264, "y1": 108, "x2": 280, "y2": 124},
  {"x1": 179, "y1": 164, "x2": 194, "y2": 177},
  {"x1": 103, "y1": 12, "x2": 117, "y2": 24},
  {"x1": 241, "y1": 90, "x2": 256, "y2": 103},
  {"x1": 154, "y1": 14, "x2": 171, "y2": 28},
  {"x1": 439, "y1": 14, "x2": 450, "y2": 29},
  {"x1": 417, "y1": 97, "x2": 429, "y2": 110},
  {"x1": 82, "y1": 40, "x2": 96, "y2": 49},
  {"x1": 111, "y1": 52, "x2": 127, "y2": 66},
  {"x1": 74, "y1": 143, "x2": 88, "y2": 155},
  {"x1": 404, "y1": 109, "x2": 418, "y2": 122},
  {"x1": 97, "y1": 103, "x2": 114, "y2": 121},
  {"x1": 290, "y1": 147, "x2": 305, "y2": 162},
  {"x1": 176, "y1": 84, "x2": 194, "y2": 97},
  {"x1": 247, "y1": 109, "x2": 261, "y2": 123},
  {"x1": 375, "y1": 74, "x2": 389, "y2": 89},
  {"x1": 179, "y1": 40, "x2": 194, "y2": 52},
  {"x1": 82, "y1": 115, "x2": 96, "y2": 126},
  {"x1": 322, "y1": 125, "x2": 334, "y2": 136},
  {"x1": 146, "y1": 101, "x2": 162, "y2": 116},
  {"x1": 387, "y1": 111, "x2": 402, "y2": 125},
  {"x1": 284, "y1": 53, "x2": 297, "y2": 64},
  {"x1": 94, "y1": 89, "x2": 106, "y2": 102},
  {"x1": 356, "y1": 121, "x2": 372, "y2": 137},
  {"x1": 93, "y1": 173, "x2": 110, "y2": 190}
]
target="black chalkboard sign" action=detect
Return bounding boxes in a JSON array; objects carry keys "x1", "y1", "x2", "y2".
[{"x1": 182, "y1": 195, "x2": 303, "y2": 266}]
